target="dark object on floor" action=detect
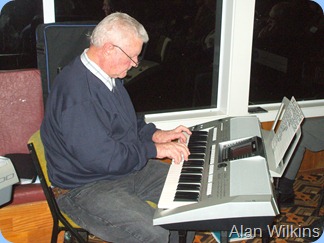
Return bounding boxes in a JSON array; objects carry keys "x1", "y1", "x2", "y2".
[
  {"x1": 278, "y1": 192, "x2": 295, "y2": 207},
  {"x1": 277, "y1": 177, "x2": 295, "y2": 206},
  {"x1": 279, "y1": 177, "x2": 294, "y2": 194}
]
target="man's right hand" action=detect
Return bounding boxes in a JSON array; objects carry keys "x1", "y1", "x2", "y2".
[{"x1": 155, "y1": 142, "x2": 190, "y2": 164}]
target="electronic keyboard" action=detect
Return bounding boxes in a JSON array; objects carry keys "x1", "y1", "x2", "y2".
[{"x1": 153, "y1": 116, "x2": 279, "y2": 231}]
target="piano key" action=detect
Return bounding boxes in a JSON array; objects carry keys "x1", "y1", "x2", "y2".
[
  {"x1": 174, "y1": 192, "x2": 199, "y2": 201},
  {"x1": 157, "y1": 129, "x2": 210, "y2": 209},
  {"x1": 189, "y1": 147, "x2": 206, "y2": 153},
  {"x1": 189, "y1": 137, "x2": 207, "y2": 142},
  {"x1": 189, "y1": 136, "x2": 208, "y2": 142},
  {"x1": 174, "y1": 191, "x2": 199, "y2": 201},
  {"x1": 179, "y1": 174, "x2": 202, "y2": 183},
  {"x1": 177, "y1": 184, "x2": 201, "y2": 191},
  {"x1": 188, "y1": 142, "x2": 208, "y2": 148},
  {"x1": 181, "y1": 168, "x2": 203, "y2": 174},
  {"x1": 183, "y1": 160, "x2": 204, "y2": 167},
  {"x1": 191, "y1": 131, "x2": 208, "y2": 137},
  {"x1": 189, "y1": 154, "x2": 205, "y2": 159},
  {"x1": 190, "y1": 133, "x2": 208, "y2": 139}
]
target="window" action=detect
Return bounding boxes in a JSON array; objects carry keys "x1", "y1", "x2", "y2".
[
  {"x1": 250, "y1": 0, "x2": 324, "y2": 104},
  {"x1": 0, "y1": 0, "x2": 44, "y2": 69},
  {"x1": 124, "y1": 0, "x2": 221, "y2": 114},
  {"x1": 146, "y1": 0, "x2": 324, "y2": 129},
  {"x1": 1, "y1": 0, "x2": 221, "y2": 115},
  {"x1": 1, "y1": 0, "x2": 323, "y2": 130}
]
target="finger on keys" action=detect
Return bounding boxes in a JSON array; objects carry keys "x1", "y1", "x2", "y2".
[
  {"x1": 172, "y1": 153, "x2": 184, "y2": 165},
  {"x1": 179, "y1": 132, "x2": 191, "y2": 145}
]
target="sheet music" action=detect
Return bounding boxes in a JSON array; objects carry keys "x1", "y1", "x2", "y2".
[{"x1": 271, "y1": 97, "x2": 304, "y2": 167}]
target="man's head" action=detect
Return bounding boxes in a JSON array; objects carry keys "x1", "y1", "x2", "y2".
[{"x1": 88, "y1": 12, "x2": 149, "y2": 78}]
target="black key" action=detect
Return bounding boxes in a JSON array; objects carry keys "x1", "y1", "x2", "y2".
[
  {"x1": 183, "y1": 160, "x2": 204, "y2": 167},
  {"x1": 177, "y1": 184, "x2": 201, "y2": 191},
  {"x1": 181, "y1": 167, "x2": 203, "y2": 174},
  {"x1": 192, "y1": 131, "x2": 208, "y2": 136},
  {"x1": 179, "y1": 174, "x2": 202, "y2": 183},
  {"x1": 189, "y1": 136, "x2": 208, "y2": 142},
  {"x1": 194, "y1": 130, "x2": 208, "y2": 135},
  {"x1": 190, "y1": 134, "x2": 207, "y2": 139},
  {"x1": 174, "y1": 191, "x2": 199, "y2": 201},
  {"x1": 189, "y1": 147, "x2": 206, "y2": 153},
  {"x1": 189, "y1": 154, "x2": 205, "y2": 159},
  {"x1": 191, "y1": 131, "x2": 208, "y2": 137},
  {"x1": 188, "y1": 141, "x2": 208, "y2": 147}
]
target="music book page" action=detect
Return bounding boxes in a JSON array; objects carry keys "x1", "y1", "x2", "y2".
[{"x1": 271, "y1": 97, "x2": 304, "y2": 167}]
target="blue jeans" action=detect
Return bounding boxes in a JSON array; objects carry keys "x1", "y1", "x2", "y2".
[{"x1": 57, "y1": 159, "x2": 173, "y2": 243}]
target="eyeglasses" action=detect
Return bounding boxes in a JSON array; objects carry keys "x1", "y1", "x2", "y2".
[{"x1": 112, "y1": 45, "x2": 139, "y2": 67}]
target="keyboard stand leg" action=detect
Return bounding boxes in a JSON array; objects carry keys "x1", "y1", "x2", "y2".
[
  {"x1": 178, "y1": 230, "x2": 187, "y2": 243},
  {"x1": 220, "y1": 230, "x2": 228, "y2": 243},
  {"x1": 262, "y1": 229, "x2": 270, "y2": 243}
]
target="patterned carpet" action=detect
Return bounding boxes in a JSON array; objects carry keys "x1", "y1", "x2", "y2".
[{"x1": 88, "y1": 171, "x2": 324, "y2": 243}]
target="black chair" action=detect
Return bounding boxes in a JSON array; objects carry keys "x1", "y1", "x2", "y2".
[{"x1": 27, "y1": 130, "x2": 90, "y2": 243}]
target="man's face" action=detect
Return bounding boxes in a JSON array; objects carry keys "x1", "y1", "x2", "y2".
[{"x1": 105, "y1": 38, "x2": 143, "y2": 79}]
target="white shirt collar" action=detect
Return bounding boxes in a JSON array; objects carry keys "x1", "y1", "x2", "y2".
[{"x1": 81, "y1": 49, "x2": 115, "y2": 91}]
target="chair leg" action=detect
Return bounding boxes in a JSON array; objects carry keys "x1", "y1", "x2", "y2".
[
  {"x1": 64, "y1": 231, "x2": 72, "y2": 243},
  {"x1": 51, "y1": 222, "x2": 59, "y2": 243},
  {"x1": 68, "y1": 229, "x2": 87, "y2": 243},
  {"x1": 63, "y1": 230, "x2": 88, "y2": 243}
]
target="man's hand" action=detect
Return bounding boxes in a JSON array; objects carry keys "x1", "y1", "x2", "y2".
[
  {"x1": 152, "y1": 125, "x2": 192, "y2": 144},
  {"x1": 153, "y1": 125, "x2": 192, "y2": 164},
  {"x1": 155, "y1": 142, "x2": 190, "y2": 164}
]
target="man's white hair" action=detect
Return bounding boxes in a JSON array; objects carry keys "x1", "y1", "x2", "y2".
[{"x1": 90, "y1": 12, "x2": 149, "y2": 47}]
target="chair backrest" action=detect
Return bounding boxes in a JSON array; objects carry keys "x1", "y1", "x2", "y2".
[
  {"x1": 27, "y1": 131, "x2": 59, "y2": 220},
  {"x1": 27, "y1": 130, "x2": 51, "y2": 186},
  {"x1": 27, "y1": 130, "x2": 88, "y2": 243},
  {"x1": 0, "y1": 69, "x2": 44, "y2": 155}
]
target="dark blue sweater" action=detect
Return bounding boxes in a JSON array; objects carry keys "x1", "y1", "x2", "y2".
[{"x1": 41, "y1": 57, "x2": 157, "y2": 189}]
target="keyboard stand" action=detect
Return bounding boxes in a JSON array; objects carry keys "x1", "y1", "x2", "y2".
[
  {"x1": 178, "y1": 230, "x2": 187, "y2": 243},
  {"x1": 220, "y1": 231, "x2": 228, "y2": 243}
]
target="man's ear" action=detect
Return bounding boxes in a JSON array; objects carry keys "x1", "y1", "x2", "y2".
[{"x1": 103, "y1": 42, "x2": 114, "y2": 55}]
